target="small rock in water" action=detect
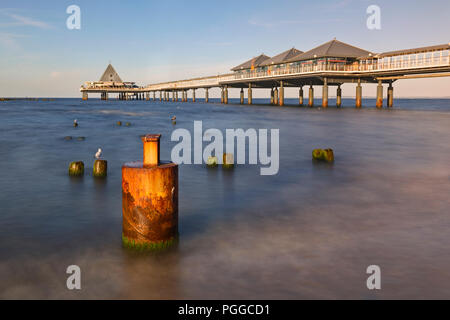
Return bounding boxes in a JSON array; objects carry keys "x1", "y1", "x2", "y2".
[
  {"x1": 69, "y1": 161, "x2": 84, "y2": 176},
  {"x1": 93, "y1": 159, "x2": 107, "y2": 178},
  {"x1": 207, "y1": 156, "x2": 218, "y2": 167}
]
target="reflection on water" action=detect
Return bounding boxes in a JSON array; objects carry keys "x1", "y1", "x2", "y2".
[{"x1": 0, "y1": 98, "x2": 450, "y2": 299}]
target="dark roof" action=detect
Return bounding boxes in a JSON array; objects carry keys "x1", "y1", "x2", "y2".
[
  {"x1": 377, "y1": 43, "x2": 450, "y2": 58},
  {"x1": 231, "y1": 54, "x2": 271, "y2": 71},
  {"x1": 99, "y1": 64, "x2": 123, "y2": 82},
  {"x1": 260, "y1": 48, "x2": 303, "y2": 66},
  {"x1": 286, "y1": 39, "x2": 373, "y2": 62}
]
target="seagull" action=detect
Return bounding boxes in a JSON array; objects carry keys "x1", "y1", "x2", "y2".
[
  {"x1": 73, "y1": 119, "x2": 78, "y2": 127},
  {"x1": 95, "y1": 148, "x2": 102, "y2": 159},
  {"x1": 171, "y1": 116, "x2": 176, "y2": 121}
]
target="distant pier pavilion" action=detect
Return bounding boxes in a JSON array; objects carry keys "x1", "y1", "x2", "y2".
[{"x1": 80, "y1": 39, "x2": 450, "y2": 108}]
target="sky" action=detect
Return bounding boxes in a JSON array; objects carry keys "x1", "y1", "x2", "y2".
[{"x1": 0, "y1": 0, "x2": 449, "y2": 98}]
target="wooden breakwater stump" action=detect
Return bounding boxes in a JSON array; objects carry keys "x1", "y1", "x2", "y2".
[
  {"x1": 312, "y1": 149, "x2": 335, "y2": 163},
  {"x1": 93, "y1": 160, "x2": 107, "y2": 178},
  {"x1": 207, "y1": 156, "x2": 218, "y2": 167},
  {"x1": 69, "y1": 161, "x2": 84, "y2": 176},
  {"x1": 122, "y1": 134, "x2": 178, "y2": 251},
  {"x1": 223, "y1": 153, "x2": 234, "y2": 169}
]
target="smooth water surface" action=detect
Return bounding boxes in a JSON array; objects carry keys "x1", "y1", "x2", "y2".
[{"x1": 0, "y1": 98, "x2": 450, "y2": 299}]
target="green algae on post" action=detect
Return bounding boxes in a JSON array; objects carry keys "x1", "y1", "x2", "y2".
[
  {"x1": 122, "y1": 234, "x2": 177, "y2": 251},
  {"x1": 93, "y1": 159, "x2": 107, "y2": 178},
  {"x1": 69, "y1": 161, "x2": 84, "y2": 176}
]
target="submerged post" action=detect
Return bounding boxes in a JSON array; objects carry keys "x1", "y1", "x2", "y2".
[
  {"x1": 122, "y1": 134, "x2": 179, "y2": 250},
  {"x1": 322, "y1": 78, "x2": 328, "y2": 108},
  {"x1": 376, "y1": 80, "x2": 383, "y2": 109},
  {"x1": 336, "y1": 84, "x2": 342, "y2": 108},
  {"x1": 356, "y1": 79, "x2": 362, "y2": 108},
  {"x1": 308, "y1": 85, "x2": 314, "y2": 107}
]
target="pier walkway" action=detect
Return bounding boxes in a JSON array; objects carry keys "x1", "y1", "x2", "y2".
[{"x1": 80, "y1": 40, "x2": 450, "y2": 108}]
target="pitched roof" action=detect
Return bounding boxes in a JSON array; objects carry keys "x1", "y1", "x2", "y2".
[
  {"x1": 260, "y1": 48, "x2": 304, "y2": 66},
  {"x1": 377, "y1": 43, "x2": 450, "y2": 58},
  {"x1": 287, "y1": 39, "x2": 373, "y2": 62},
  {"x1": 99, "y1": 64, "x2": 123, "y2": 82},
  {"x1": 231, "y1": 54, "x2": 271, "y2": 71}
]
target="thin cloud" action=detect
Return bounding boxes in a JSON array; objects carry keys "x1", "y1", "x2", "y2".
[
  {"x1": 0, "y1": 11, "x2": 51, "y2": 29},
  {"x1": 0, "y1": 32, "x2": 27, "y2": 49},
  {"x1": 249, "y1": 17, "x2": 345, "y2": 28}
]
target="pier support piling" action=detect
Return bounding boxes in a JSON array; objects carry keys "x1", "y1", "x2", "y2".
[
  {"x1": 270, "y1": 88, "x2": 274, "y2": 105},
  {"x1": 205, "y1": 88, "x2": 209, "y2": 103},
  {"x1": 387, "y1": 82, "x2": 394, "y2": 108},
  {"x1": 376, "y1": 80, "x2": 383, "y2": 109},
  {"x1": 192, "y1": 89, "x2": 196, "y2": 103},
  {"x1": 248, "y1": 84, "x2": 252, "y2": 105},
  {"x1": 308, "y1": 85, "x2": 314, "y2": 107},
  {"x1": 356, "y1": 80, "x2": 362, "y2": 108},
  {"x1": 224, "y1": 86, "x2": 228, "y2": 104},
  {"x1": 299, "y1": 87, "x2": 304, "y2": 106},
  {"x1": 336, "y1": 85, "x2": 342, "y2": 108},
  {"x1": 279, "y1": 81, "x2": 284, "y2": 106},
  {"x1": 322, "y1": 78, "x2": 328, "y2": 108},
  {"x1": 274, "y1": 87, "x2": 278, "y2": 106},
  {"x1": 240, "y1": 88, "x2": 244, "y2": 104},
  {"x1": 82, "y1": 92, "x2": 88, "y2": 101}
]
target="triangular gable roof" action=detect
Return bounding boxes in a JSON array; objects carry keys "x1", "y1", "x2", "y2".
[
  {"x1": 99, "y1": 64, "x2": 123, "y2": 82},
  {"x1": 260, "y1": 48, "x2": 303, "y2": 66},
  {"x1": 287, "y1": 39, "x2": 373, "y2": 62},
  {"x1": 231, "y1": 54, "x2": 271, "y2": 71}
]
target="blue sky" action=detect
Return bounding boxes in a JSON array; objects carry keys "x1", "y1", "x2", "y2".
[{"x1": 0, "y1": 0, "x2": 449, "y2": 97}]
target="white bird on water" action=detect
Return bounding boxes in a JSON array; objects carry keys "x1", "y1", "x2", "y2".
[{"x1": 95, "y1": 148, "x2": 102, "y2": 159}]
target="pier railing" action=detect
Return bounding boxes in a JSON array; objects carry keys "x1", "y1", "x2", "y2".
[
  {"x1": 232, "y1": 54, "x2": 450, "y2": 81},
  {"x1": 146, "y1": 74, "x2": 234, "y2": 91}
]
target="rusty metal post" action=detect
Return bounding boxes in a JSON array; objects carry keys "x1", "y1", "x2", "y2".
[{"x1": 122, "y1": 134, "x2": 179, "y2": 249}]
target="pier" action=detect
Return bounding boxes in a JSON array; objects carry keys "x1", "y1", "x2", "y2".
[{"x1": 80, "y1": 40, "x2": 450, "y2": 108}]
